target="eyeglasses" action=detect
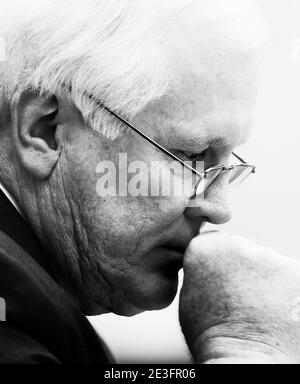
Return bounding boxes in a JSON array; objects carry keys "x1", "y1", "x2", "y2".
[{"x1": 94, "y1": 100, "x2": 256, "y2": 198}]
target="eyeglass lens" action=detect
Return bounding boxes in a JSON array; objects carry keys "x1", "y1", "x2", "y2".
[{"x1": 194, "y1": 165, "x2": 254, "y2": 196}]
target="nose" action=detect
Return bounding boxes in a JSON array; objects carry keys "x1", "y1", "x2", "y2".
[{"x1": 184, "y1": 180, "x2": 232, "y2": 225}]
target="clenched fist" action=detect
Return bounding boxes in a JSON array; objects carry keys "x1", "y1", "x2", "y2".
[{"x1": 179, "y1": 231, "x2": 300, "y2": 364}]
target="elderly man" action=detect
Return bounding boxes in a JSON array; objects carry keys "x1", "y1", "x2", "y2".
[{"x1": 1, "y1": 0, "x2": 300, "y2": 364}]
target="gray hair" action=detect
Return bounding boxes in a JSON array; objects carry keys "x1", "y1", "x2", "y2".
[{"x1": 0, "y1": 0, "x2": 266, "y2": 139}]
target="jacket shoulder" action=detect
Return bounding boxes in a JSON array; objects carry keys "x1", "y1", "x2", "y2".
[{"x1": 0, "y1": 230, "x2": 113, "y2": 364}]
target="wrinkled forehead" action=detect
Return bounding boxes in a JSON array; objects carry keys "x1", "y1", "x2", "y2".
[
  {"x1": 137, "y1": 1, "x2": 265, "y2": 150},
  {"x1": 136, "y1": 53, "x2": 260, "y2": 152},
  {"x1": 161, "y1": 53, "x2": 258, "y2": 148}
]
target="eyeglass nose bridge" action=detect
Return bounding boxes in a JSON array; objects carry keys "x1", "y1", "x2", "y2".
[{"x1": 192, "y1": 164, "x2": 234, "y2": 198}]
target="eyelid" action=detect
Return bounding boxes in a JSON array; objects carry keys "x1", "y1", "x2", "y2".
[{"x1": 172, "y1": 149, "x2": 207, "y2": 161}]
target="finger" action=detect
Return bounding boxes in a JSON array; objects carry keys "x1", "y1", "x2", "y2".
[{"x1": 183, "y1": 230, "x2": 231, "y2": 274}]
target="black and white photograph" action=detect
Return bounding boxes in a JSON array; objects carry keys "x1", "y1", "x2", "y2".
[{"x1": 0, "y1": 0, "x2": 300, "y2": 369}]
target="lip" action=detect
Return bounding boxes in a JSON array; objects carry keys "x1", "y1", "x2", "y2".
[
  {"x1": 165, "y1": 245, "x2": 186, "y2": 255},
  {"x1": 161, "y1": 223, "x2": 203, "y2": 255},
  {"x1": 153, "y1": 225, "x2": 202, "y2": 270},
  {"x1": 163, "y1": 237, "x2": 191, "y2": 255},
  {"x1": 162, "y1": 246, "x2": 185, "y2": 270}
]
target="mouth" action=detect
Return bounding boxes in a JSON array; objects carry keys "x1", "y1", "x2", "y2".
[
  {"x1": 160, "y1": 245, "x2": 186, "y2": 272},
  {"x1": 160, "y1": 231, "x2": 200, "y2": 272},
  {"x1": 162, "y1": 221, "x2": 204, "y2": 254},
  {"x1": 144, "y1": 245, "x2": 185, "y2": 276},
  {"x1": 163, "y1": 235, "x2": 192, "y2": 255},
  {"x1": 150, "y1": 226, "x2": 202, "y2": 273},
  {"x1": 165, "y1": 243, "x2": 186, "y2": 254}
]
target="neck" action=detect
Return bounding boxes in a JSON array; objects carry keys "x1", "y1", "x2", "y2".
[{"x1": 0, "y1": 183, "x2": 80, "y2": 308}]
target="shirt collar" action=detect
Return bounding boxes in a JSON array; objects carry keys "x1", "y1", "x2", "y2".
[{"x1": 0, "y1": 182, "x2": 24, "y2": 219}]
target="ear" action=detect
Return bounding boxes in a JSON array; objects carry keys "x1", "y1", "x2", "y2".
[{"x1": 10, "y1": 90, "x2": 61, "y2": 180}]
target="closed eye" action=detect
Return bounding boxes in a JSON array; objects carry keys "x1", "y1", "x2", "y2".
[{"x1": 171, "y1": 149, "x2": 208, "y2": 162}]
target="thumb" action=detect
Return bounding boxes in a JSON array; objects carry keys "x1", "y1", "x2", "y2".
[
  {"x1": 179, "y1": 231, "x2": 232, "y2": 345},
  {"x1": 182, "y1": 230, "x2": 232, "y2": 276}
]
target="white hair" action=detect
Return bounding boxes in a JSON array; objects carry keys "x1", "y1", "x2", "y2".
[{"x1": 0, "y1": 0, "x2": 266, "y2": 139}]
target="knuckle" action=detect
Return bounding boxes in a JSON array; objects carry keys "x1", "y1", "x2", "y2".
[
  {"x1": 189, "y1": 231, "x2": 227, "y2": 250},
  {"x1": 186, "y1": 234, "x2": 213, "y2": 259}
]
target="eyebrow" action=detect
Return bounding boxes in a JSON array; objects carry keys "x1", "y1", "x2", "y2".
[
  {"x1": 168, "y1": 134, "x2": 227, "y2": 154},
  {"x1": 89, "y1": 91, "x2": 250, "y2": 151},
  {"x1": 208, "y1": 137, "x2": 226, "y2": 146},
  {"x1": 98, "y1": 102, "x2": 247, "y2": 171},
  {"x1": 100, "y1": 103, "x2": 198, "y2": 167}
]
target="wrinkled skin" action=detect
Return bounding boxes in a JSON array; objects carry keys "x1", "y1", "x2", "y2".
[
  {"x1": 2, "y1": 2, "x2": 300, "y2": 365},
  {"x1": 180, "y1": 232, "x2": 300, "y2": 364},
  {"x1": 0, "y1": 3, "x2": 258, "y2": 318}
]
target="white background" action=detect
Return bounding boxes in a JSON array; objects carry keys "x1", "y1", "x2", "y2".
[{"x1": 90, "y1": 0, "x2": 300, "y2": 363}]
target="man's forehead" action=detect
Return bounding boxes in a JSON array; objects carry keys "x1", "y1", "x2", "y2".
[
  {"x1": 132, "y1": 0, "x2": 263, "y2": 151},
  {"x1": 159, "y1": 0, "x2": 265, "y2": 63},
  {"x1": 158, "y1": 110, "x2": 253, "y2": 151},
  {"x1": 138, "y1": 67, "x2": 256, "y2": 152}
]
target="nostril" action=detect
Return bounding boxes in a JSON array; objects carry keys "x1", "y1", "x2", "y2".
[{"x1": 184, "y1": 189, "x2": 232, "y2": 226}]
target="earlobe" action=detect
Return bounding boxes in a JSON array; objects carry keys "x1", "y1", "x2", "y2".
[{"x1": 11, "y1": 90, "x2": 61, "y2": 180}]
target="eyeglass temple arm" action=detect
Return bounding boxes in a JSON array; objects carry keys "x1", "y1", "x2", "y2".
[
  {"x1": 94, "y1": 100, "x2": 253, "y2": 177},
  {"x1": 232, "y1": 152, "x2": 256, "y2": 173},
  {"x1": 98, "y1": 103, "x2": 204, "y2": 177},
  {"x1": 232, "y1": 152, "x2": 246, "y2": 164}
]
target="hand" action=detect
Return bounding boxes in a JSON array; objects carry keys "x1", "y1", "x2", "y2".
[{"x1": 179, "y1": 231, "x2": 300, "y2": 364}]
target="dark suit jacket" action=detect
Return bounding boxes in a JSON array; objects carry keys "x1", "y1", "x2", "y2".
[{"x1": 0, "y1": 189, "x2": 114, "y2": 364}]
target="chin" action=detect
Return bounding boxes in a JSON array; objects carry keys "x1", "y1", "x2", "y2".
[
  {"x1": 117, "y1": 247, "x2": 183, "y2": 316},
  {"x1": 118, "y1": 270, "x2": 180, "y2": 316},
  {"x1": 82, "y1": 274, "x2": 179, "y2": 317},
  {"x1": 84, "y1": 247, "x2": 183, "y2": 317}
]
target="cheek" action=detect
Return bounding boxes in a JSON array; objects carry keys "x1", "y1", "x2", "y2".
[
  {"x1": 82, "y1": 196, "x2": 186, "y2": 262},
  {"x1": 98, "y1": 196, "x2": 184, "y2": 240},
  {"x1": 64, "y1": 137, "x2": 188, "y2": 251}
]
